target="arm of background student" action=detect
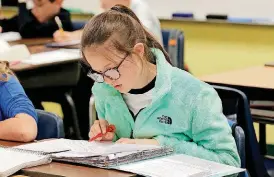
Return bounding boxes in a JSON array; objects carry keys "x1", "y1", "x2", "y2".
[
  {"x1": 0, "y1": 113, "x2": 37, "y2": 142},
  {"x1": 154, "y1": 88, "x2": 241, "y2": 168},
  {"x1": 0, "y1": 77, "x2": 38, "y2": 142},
  {"x1": 0, "y1": 16, "x2": 19, "y2": 32},
  {"x1": 53, "y1": 29, "x2": 83, "y2": 42}
]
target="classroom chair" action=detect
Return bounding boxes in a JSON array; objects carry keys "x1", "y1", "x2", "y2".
[
  {"x1": 227, "y1": 120, "x2": 248, "y2": 177},
  {"x1": 21, "y1": 62, "x2": 83, "y2": 140},
  {"x1": 250, "y1": 101, "x2": 274, "y2": 155},
  {"x1": 161, "y1": 29, "x2": 184, "y2": 70},
  {"x1": 72, "y1": 21, "x2": 86, "y2": 31},
  {"x1": 36, "y1": 109, "x2": 65, "y2": 140},
  {"x1": 213, "y1": 85, "x2": 272, "y2": 177}
]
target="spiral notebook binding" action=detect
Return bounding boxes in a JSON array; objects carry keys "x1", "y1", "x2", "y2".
[
  {"x1": 102, "y1": 147, "x2": 174, "y2": 168},
  {"x1": 52, "y1": 147, "x2": 173, "y2": 168},
  {"x1": 0, "y1": 145, "x2": 48, "y2": 156}
]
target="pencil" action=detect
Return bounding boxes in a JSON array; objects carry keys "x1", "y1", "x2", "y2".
[{"x1": 54, "y1": 16, "x2": 64, "y2": 33}]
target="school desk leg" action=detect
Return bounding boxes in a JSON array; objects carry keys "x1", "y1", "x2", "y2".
[{"x1": 259, "y1": 123, "x2": 267, "y2": 155}]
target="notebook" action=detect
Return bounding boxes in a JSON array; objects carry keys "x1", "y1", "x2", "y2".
[
  {"x1": 21, "y1": 49, "x2": 81, "y2": 65},
  {"x1": 0, "y1": 40, "x2": 30, "y2": 62},
  {"x1": 14, "y1": 139, "x2": 173, "y2": 168},
  {"x1": 116, "y1": 154, "x2": 245, "y2": 177},
  {"x1": 0, "y1": 146, "x2": 51, "y2": 177},
  {"x1": 0, "y1": 32, "x2": 22, "y2": 42}
]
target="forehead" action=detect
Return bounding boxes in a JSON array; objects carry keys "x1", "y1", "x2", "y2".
[{"x1": 83, "y1": 45, "x2": 123, "y2": 71}]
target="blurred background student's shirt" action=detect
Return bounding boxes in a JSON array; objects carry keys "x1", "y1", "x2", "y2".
[{"x1": 0, "y1": 0, "x2": 73, "y2": 38}]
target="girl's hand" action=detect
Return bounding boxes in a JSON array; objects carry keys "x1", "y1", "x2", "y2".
[{"x1": 89, "y1": 119, "x2": 115, "y2": 141}]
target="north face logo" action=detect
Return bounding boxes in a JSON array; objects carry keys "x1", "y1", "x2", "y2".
[{"x1": 157, "y1": 115, "x2": 172, "y2": 125}]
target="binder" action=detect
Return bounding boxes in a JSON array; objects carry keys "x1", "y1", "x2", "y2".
[{"x1": 12, "y1": 139, "x2": 174, "y2": 168}]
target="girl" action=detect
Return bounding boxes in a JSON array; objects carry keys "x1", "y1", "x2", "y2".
[
  {"x1": 0, "y1": 61, "x2": 38, "y2": 142},
  {"x1": 81, "y1": 5, "x2": 240, "y2": 167}
]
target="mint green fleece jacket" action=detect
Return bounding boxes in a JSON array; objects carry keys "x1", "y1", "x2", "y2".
[{"x1": 92, "y1": 48, "x2": 241, "y2": 167}]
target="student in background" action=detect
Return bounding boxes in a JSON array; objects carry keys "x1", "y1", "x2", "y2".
[
  {"x1": 54, "y1": 0, "x2": 162, "y2": 44},
  {"x1": 0, "y1": 0, "x2": 73, "y2": 38},
  {"x1": 0, "y1": 61, "x2": 38, "y2": 142},
  {"x1": 82, "y1": 5, "x2": 240, "y2": 167}
]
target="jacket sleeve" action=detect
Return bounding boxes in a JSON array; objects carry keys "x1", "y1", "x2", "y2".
[
  {"x1": 0, "y1": 16, "x2": 19, "y2": 32},
  {"x1": 0, "y1": 76, "x2": 38, "y2": 122},
  {"x1": 93, "y1": 88, "x2": 119, "y2": 141},
  {"x1": 154, "y1": 88, "x2": 241, "y2": 167}
]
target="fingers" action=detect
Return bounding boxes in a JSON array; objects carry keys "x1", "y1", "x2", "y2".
[
  {"x1": 99, "y1": 119, "x2": 109, "y2": 134},
  {"x1": 116, "y1": 138, "x2": 135, "y2": 144},
  {"x1": 101, "y1": 132, "x2": 115, "y2": 141},
  {"x1": 89, "y1": 120, "x2": 102, "y2": 141},
  {"x1": 89, "y1": 119, "x2": 111, "y2": 141},
  {"x1": 53, "y1": 31, "x2": 71, "y2": 42}
]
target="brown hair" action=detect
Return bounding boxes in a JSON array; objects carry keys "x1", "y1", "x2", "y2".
[
  {"x1": 0, "y1": 61, "x2": 14, "y2": 81},
  {"x1": 80, "y1": 5, "x2": 171, "y2": 68}
]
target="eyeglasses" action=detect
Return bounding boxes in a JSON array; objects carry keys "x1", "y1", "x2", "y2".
[{"x1": 86, "y1": 54, "x2": 128, "y2": 83}]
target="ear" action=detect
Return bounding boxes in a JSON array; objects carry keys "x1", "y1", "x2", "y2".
[{"x1": 133, "y1": 43, "x2": 145, "y2": 58}]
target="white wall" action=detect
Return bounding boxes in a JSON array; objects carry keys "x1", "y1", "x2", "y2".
[
  {"x1": 62, "y1": 0, "x2": 101, "y2": 13},
  {"x1": 62, "y1": 0, "x2": 274, "y2": 20}
]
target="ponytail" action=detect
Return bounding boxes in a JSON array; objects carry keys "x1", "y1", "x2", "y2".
[
  {"x1": 0, "y1": 61, "x2": 14, "y2": 81},
  {"x1": 110, "y1": 5, "x2": 172, "y2": 65}
]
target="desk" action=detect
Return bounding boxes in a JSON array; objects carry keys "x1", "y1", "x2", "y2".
[
  {"x1": 9, "y1": 39, "x2": 86, "y2": 140},
  {"x1": 9, "y1": 38, "x2": 53, "y2": 46},
  {"x1": 199, "y1": 66, "x2": 274, "y2": 155},
  {"x1": 0, "y1": 140, "x2": 135, "y2": 177},
  {"x1": 199, "y1": 66, "x2": 274, "y2": 90},
  {"x1": 199, "y1": 66, "x2": 274, "y2": 101}
]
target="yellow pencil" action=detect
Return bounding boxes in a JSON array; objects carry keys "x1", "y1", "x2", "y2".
[{"x1": 55, "y1": 16, "x2": 64, "y2": 33}]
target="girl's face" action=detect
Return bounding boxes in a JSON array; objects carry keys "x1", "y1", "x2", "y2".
[{"x1": 83, "y1": 44, "x2": 145, "y2": 93}]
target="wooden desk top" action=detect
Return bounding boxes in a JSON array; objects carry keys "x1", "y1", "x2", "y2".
[
  {"x1": 9, "y1": 38, "x2": 53, "y2": 46},
  {"x1": 0, "y1": 140, "x2": 134, "y2": 177},
  {"x1": 9, "y1": 39, "x2": 80, "y2": 72},
  {"x1": 199, "y1": 66, "x2": 274, "y2": 90}
]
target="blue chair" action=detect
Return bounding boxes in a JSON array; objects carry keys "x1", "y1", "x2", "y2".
[
  {"x1": 72, "y1": 21, "x2": 86, "y2": 31},
  {"x1": 213, "y1": 85, "x2": 270, "y2": 177},
  {"x1": 36, "y1": 109, "x2": 65, "y2": 140},
  {"x1": 228, "y1": 120, "x2": 248, "y2": 177},
  {"x1": 161, "y1": 29, "x2": 184, "y2": 70}
]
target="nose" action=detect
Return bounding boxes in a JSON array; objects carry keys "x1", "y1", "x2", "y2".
[
  {"x1": 104, "y1": 77, "x2": 113, "y2": 85},
  {"x1": 104, "y1": 77, "x2": 120, "y2": 87}
]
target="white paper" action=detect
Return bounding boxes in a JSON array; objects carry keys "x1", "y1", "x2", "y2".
[
  {"x1": 15, "y1": 139, "x2": 71, "y2": 153},
  {"x1": 15, "y1": 139, "x2": 160, "y2": 158},
  {"x1": 0, "y1": 148, "x2": 51, "y2": 177},
  {"x1": 0, "y1": 32, "x2": 22, "y2": 42},
  {"x1": 117, "y1": 154, "x2": 245, "y2": 177},
  {"x1": 22, "y1": 49, "x2": 81, "y2": 65}
]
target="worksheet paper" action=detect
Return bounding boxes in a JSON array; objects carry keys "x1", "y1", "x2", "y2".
[
  {"x1": 116, "y1": 154, "x2": 245, "y2": 177},
  {"x1": 22, "y1": 49, "x2": 81, "y2": 65},
  {"x1": 15, "y1": 139, "x2": 160, "y2": 157}
]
